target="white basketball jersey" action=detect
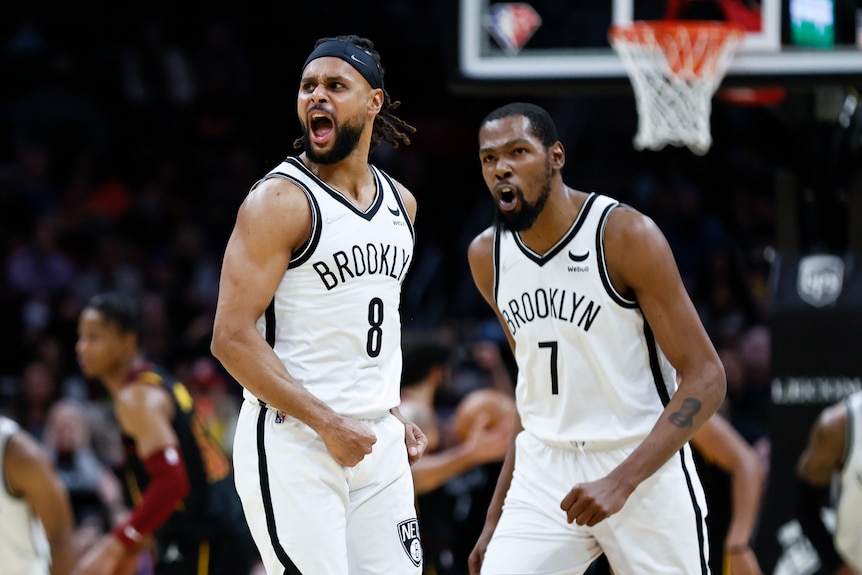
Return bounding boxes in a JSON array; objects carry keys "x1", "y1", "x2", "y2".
[
  {"x1": 836, "y1": 391, "x2": 862, "y2": 573},
  {"x1": 244, "y1": 156, "x2": 414, "y2": 418},
  {"x1": 493, "y1": 193, "x2": 677, "y2": 444},
  {"x1": 0, "y1": 416, "x2": 51, "y2": 575}
]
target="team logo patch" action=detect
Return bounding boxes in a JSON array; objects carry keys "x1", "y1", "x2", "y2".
[
  {"x1": 797, "y1": 254, "x2": 843, "y2": 308},
  {"x1": 397, "y1": 518, "x2": 422, "y2": 567}
]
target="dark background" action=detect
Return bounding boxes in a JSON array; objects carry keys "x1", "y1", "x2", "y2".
[{"x1": 1, "y1": 3, "x2": 861, "y2": 573}]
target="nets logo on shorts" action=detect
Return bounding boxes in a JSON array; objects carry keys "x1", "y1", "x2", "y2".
[{"x1": 397, "y1": 518, "x2": 422, "y2": 567}]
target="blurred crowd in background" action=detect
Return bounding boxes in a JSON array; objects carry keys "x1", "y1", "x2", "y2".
[{"x1": 1, "y1": 2, "x2": 860, "y2": 571}]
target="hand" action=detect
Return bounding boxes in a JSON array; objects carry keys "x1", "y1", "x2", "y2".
[
  {"x1": 402, "y1": 418, "x2": 428, "y2": 466},
  {"x1": 73, "y1": 535, "x2": 128, "y2": 575},
  {"x1": 319, "y1": 416, "x2": 377, "y2": 467},
  {"x1": 725, "y1": 546, "x2": 763, "y2": 575},
  {"x1": 560, "y1": 476, "x2": 630, "y2": 527},
  {"x1": 468, "y1": 523, "x2": 496, "y2": 575}
]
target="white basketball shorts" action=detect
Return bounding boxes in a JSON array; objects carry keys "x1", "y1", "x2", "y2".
[
  {"x1": 480, "y1": 430, "x2": 710, "y2": 575},
  {"x1": 233, "y1": 400, "x2": 423, "y2": 575}
]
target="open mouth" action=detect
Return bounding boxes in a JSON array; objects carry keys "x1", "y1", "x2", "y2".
[
  {"x1": 496, "y1": 185, "x2": 518, "y2": 210},
  {"x1": 310, "y1": 112, "x2": 334, "y2": 143}
]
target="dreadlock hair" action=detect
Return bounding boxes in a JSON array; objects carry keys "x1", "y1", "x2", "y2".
[{"x1": 294, "y1": 35, "x2": 416, "y2": 155}]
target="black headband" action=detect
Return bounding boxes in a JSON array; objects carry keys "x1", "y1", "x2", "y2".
[{"x1": 303, "y1": 40, "x2": 383, "y2": 90}]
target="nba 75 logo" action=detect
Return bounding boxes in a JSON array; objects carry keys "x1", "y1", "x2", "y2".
[
  {"x1": 397, "y1": 518, "x2": 422, "y2": 567},
  {"x1": 484, "y1": 3, "x2": 542, "y2": 55}
]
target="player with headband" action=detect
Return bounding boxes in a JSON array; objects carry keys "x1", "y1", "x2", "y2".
[{"x1": 212, "y1": 35, "x2": 426, "y2": 575}]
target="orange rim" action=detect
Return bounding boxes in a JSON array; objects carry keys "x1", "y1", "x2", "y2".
[{"x1": 610, "y1": 20, "x2": 746, "y2": 77}]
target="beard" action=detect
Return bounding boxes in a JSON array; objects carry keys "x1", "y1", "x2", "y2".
[
  {"x1": 497, "y1": 163, "x2": 552, "y2": 232},
  {"x1": 303, "y1": 114, "x2": 365, "y2": 165}
]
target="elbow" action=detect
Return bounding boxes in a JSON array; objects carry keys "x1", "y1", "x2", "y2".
[
  {"x1": 707, "y1": 357, "x2": 727, "y2": 411},
  {"x1": 210, "y1": 319, "x2": 237, "y2": 366}
]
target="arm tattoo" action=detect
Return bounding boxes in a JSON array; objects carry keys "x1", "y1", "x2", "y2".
[{"x1": 668, "y1": 397, "x2": 702, "y2": 428}]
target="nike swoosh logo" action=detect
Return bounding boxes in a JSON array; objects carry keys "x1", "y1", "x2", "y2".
[
  {"x1": 388, "y1": 205, "x2": 401, "y2": 216},
  {"x1": 350, "y1": 53, "x2": 367, "y2": 67},
  {"x1": 568, "y1": 250, "x2": 589, "y2": 262},
  {"x1": 325, "y1": 212, "x2": 347, "y2": 224}
]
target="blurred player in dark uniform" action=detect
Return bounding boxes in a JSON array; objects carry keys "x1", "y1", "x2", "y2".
[{"x1": 74, "y1": 292, "x2": 258, "y2": 575}]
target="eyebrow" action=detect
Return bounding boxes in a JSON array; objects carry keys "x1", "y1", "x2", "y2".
[
  {"x1": 479, "y1": 137, "x2": 534, "y2": 155},
  {"x1": 299, "y1": 72, "x2": 354, "y2": 85}
]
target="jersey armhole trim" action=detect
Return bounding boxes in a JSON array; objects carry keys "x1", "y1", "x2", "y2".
[
  {"x1": 374, "y1": 166, "x2": 415, "y2": 241},
  {"x1": 253, "y1": 171, "x2": 322, "y2": 269},
  {"x1": 492, "y1": 225, "x2": 502, "y2": 303},
  {"x1": 596, "y1": 203, "x2": 638, "y2": 308}
]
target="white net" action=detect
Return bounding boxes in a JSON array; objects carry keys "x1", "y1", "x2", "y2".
[{"x1": 610, "y1": 22, "x2": 745, "y2": 155}]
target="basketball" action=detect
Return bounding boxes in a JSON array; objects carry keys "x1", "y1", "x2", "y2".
[{"x1": 453, "y1": 388, "x2": 516, "y2": 442}]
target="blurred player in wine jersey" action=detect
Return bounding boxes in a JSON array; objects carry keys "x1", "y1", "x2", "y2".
[{"x1": 74, "y1": 292, "x2": 257, "y2": 575}]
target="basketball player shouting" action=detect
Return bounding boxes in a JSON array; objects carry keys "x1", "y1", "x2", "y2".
[
  {"x1": 466, "y1": 102, "x2": 726, "y2": 574},
  {"x1": 211, "y1": 35, "x2": 427, "y2": 575}
]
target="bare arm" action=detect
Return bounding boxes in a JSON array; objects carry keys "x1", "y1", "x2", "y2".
[
  {"x1": 796, "y1": 402, "x2": 848, "y2": 574},
  {"x1": 115, "y1": 384, "x2": 179, "y2": 458},
  {"x1": 392, "y1": 178, "x2": 418, "y2": 224},
  {"x1": 75, "y1": 384, "x2": 180, "y2": 575},
  {"x1": 410, "y1": 412, "x2": 510, "y2": 495},
  {"x1": 6, "y1": 430, "x2": 77, "y2": 575},
  {"x1": 608, "y1": 207, "x2": 726, "y2": 484},
  {"x1": 562, "y1": 207, "x2": 726, "y2": 526},
  {"x1": 468, "y1": 412, "x2": 522, "y2": 575},
  {"x1": 386, "y1": 179, "x2": 428, "y2": 464},
  {"x1": 797, "y1": 402, "x2": 846, "y2": 486},
  {"x1": 211, "y1": 177, "x2": 376, "y2": 467},
  {"x1": 691, "y1": 414, "x2": 766, "y2": 574},
  {"x1": 466, "y1": 229, "x2": 522, "y2": 575}
]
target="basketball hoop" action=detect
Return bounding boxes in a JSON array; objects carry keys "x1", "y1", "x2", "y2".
[{"x1": 609, "y1": 21, "x2": 745, "y2": 155}]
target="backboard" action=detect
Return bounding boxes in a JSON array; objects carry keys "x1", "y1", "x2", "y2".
[{"x1": 454, "y1": 0, "x2": 862, "y2": 94}]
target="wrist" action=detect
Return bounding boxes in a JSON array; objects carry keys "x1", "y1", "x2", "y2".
[
  {"x1": 111, "y1": 523, "x2": 144, "y2": 549},
  {"x1": 726, "y1": 543, "x2": 750, "y2": 554}
]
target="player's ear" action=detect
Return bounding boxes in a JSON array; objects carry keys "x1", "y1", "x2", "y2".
[
  {"x1": 122, "y1": 331, "x2": 139, "y2": 354},
  {"x1": 368, "y1": 88, "x2": 384, "y2": 115},
  {"x1": 550, "y1": 141, "x2": 565, "y2": 170}
]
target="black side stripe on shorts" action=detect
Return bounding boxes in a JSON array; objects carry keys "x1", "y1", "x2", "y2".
[
  {"x1": 256, "y1": 401, "x2": 302, "y2": 575},
  {"x1": 679, "y1": 446, "x2": 709, "y2": 574}
]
